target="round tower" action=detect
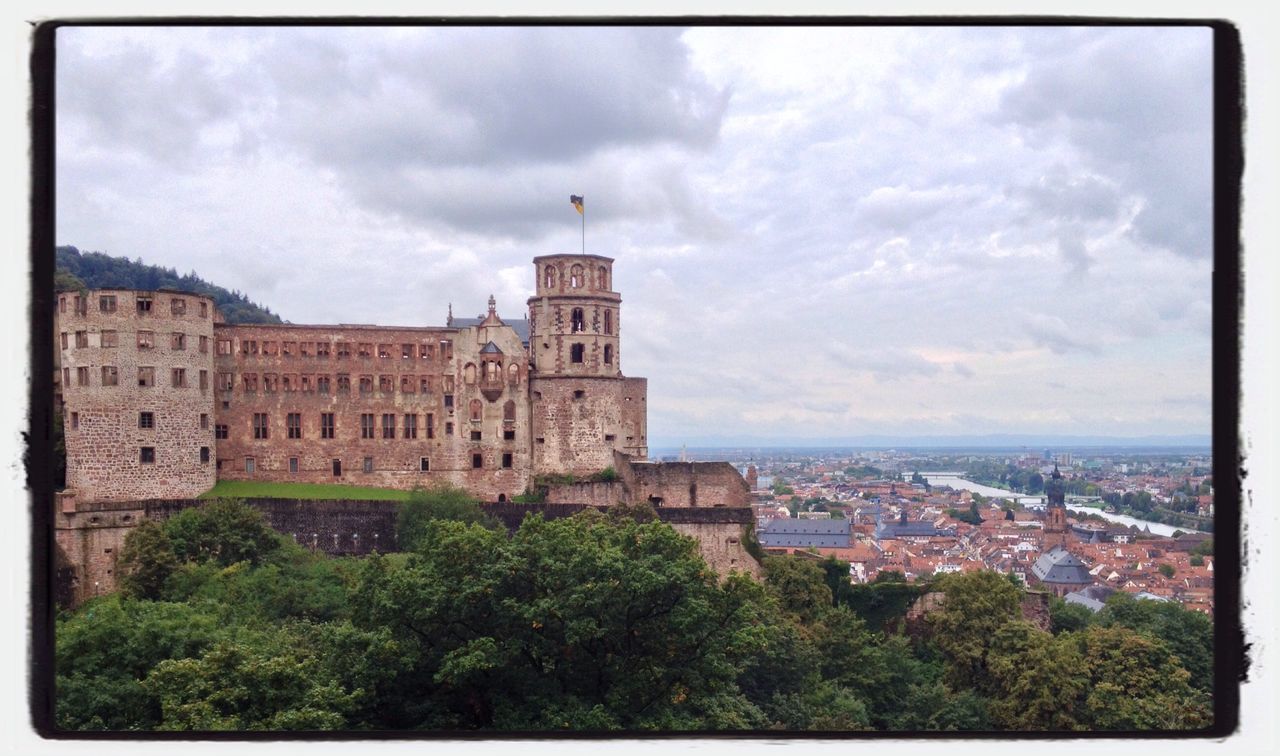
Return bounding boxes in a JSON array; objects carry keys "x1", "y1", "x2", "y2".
[
  {"x1": 57, "y1": 289, "x2": 217, "y2": 502},
  {"x1": 527, "y1": 254, "x2": 621, "y2": 377}
]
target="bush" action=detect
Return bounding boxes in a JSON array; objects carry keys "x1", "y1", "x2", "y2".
[{"x1": 397, "y1": 484, "x2": 500, "y2": 550}]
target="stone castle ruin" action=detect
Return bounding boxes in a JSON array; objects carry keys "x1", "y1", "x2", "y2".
[{"x1": 54, "y1": 254, "x2": 759, "y2": 604}]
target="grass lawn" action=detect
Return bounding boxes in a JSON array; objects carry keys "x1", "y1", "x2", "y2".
[{"x1": 198, "y1": 479, "x2": 414, "y2": 501}]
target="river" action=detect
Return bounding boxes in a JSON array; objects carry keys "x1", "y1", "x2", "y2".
[{"x1": 917, "y1": 473, "x2": 1202, "y2": 537}]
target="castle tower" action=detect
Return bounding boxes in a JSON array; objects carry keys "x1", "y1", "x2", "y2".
[
  {"x1": 746, "y1": 464, "x2": 759, "y2": 491},
  {"x1": 1044, "y1": 464, "x2": 1069, "y2": 547},
  {"x1": 528, "y1": 254, "x2": 647, "y2": 475},
  {"x1": 57, "y1": 289, "x2": 218, "y2": 502}
]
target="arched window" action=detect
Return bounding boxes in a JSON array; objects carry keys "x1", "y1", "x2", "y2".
[
  {"x1": 485, "y1": 361, "x2": 500, "y2": 382},
  {"x1": 603, "y1": 309, "x2": 613, "y2": 335},
  {"x1": 469, "y1": 399, "x2": 483, "y2": 422},
  {"x1": 604, "y1": 344, "x2": 613, "y2": 365},
  {"x1": 570, "y1": 307, "x2": 585, "y2": 333},
  {"x1": 570, "y1": 264, "x2": 583, "y2": 288},
  {"x1": 503, "y1": 400, "x2": 516, "y2": 422},
  {"x1": 544, "y1": 266, "x2": 556, "y2": 288},
  {"x1": 598, "y1": 265, "x2": 609, "y2": 290},
  {"x1": 463, "y1": 363, "x2": 476, "y2": 385},
  {"x1": 570, "y1": 343, "x2": 585, "y2": 363},
  {"x1": 508, "y1": 363, "x2": 520, "y2": 385}
]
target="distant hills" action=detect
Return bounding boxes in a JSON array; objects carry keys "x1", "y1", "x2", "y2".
[
  {"x1": 652, "y1": 434, "x2": 1212, "y2": 452},
  {"x1": 55, "y1": 246, "x2": 284, "y2": 325}
]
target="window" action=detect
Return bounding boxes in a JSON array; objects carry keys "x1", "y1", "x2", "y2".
[
  {"x1": 70, "y1": 412, "x2": 78, "y2": 429},
  {"x1": 136, "y1": 294, "x2": 152, "y2": 314},
  {"x1": 336, "y1": 342, "x2": 350, "y2": 359},
  {"x1": 420, "y1": 457, "x2": 430, "y2": 472},
  {"x1": 574, "y1": 390, "x2": 585, "y2": 399},
  {"x1": 242, "y1": 339, "x2": 258, "y2": 356},
  {"x1": 199, "y1": 370, "x2": 209, "y2": 390},
  {"x1": 59, "y1": 296, "x2": 66, "y2": 314},
  {"x1": 199, "y1": 335, "x2": 209, "y2": 353},
  {"x1": 321, "y1": 413, "x2": 335, "y2": 439},
  {"x1": 200, "y1": 447, "x2": 210, "y2": 464},
  {"x1": 443, "y1": 375, "x2": 455, "y2": 393},
  {"x1": 170, "y1": 298, "x2": 186, "y2": 316},
  {"x1": 359, "y1": 375, "x2": 373, "y2": 394},
  {"x1": 401, "y1": 375, "x2": 416, "y2": 393},
  {"x1": 245, "y1": 457, "x2": 256, "y2": 474},
  {"x1": 253, "y1": 413, "x2": 269, "y2": 439},
  {"x1": 289, "y1": 457, "x2": 299, "y2": 474},
  {"x1": 140, "y1": 447, "x2": 155, "y2": 464},
  {"x1": 401, "y1": 344, "x2": 414, "y2": 360},
  {"x1": 598, "y1": 265, "x2": 609, "y2": 290},
  {"x1": 605, "y1": 434, "x2": 615, "y2": 442},
  {"x1": 469, "y1": 399, "x2": 483, "y2": 422},
  {"x1": 317, "y1": 374, "x2": 331, "y2": 394},
  {"x1": 471, "y1": 430, "x2": 482, "y2": 441},
  {"x1": 464, "y1": 363, "x2": 476, "y2": 385},
  {"x1": 59, "y1": 332, "x2": 68, "y2": 350},
  {"x1": 571, "y1": 308, "x2": 585, "y2": 333},
  {"x1": 75, "y1": 295, "x2": 88, "y2": 315},
  {"x1": 379, "y1": 375, "x2": 393, "y2": 393},
  {"x1": 218, "y1": 372, "x2": 234, "y2": 391},
  {"x1": 62, "y1": 367, "x2": 69, "y2": 386},
  {"x1": 504, "y1": 429, "x2": 516, "y2": 441},
  {"x1": 446, "y1": 422, "x2": 454, "y2": 436},
  {"x1": 570, "y1": 264, "x2": 583, "y2": 288},
  {"x1": 404, "y1": 414, "x2": 417, "y2": 439},
  {"x1": 299, "y1": 341, "x2": 312, "y2": 357},
  {"x1": 420, "y1": 343, "x2": 434, "y2": 360},
  {"x1": 502, "y1": 453, "x2": 513, "y2": 469},
  {"x1": 358, "y1": 343, "x2": 372, "y2": 358},
  {"x1": 361, "y1": 413, "x2": 375, "y2": 439},
  {"x1": 137, "y1": 331, "x2": 154, "y2": 349},
  {"x1": 503, "y1": 400, "x2": 516, "y2": 423},
  {"x1": 604, "y1": 345, "x2": 613, "y2": 364},
  {"x1": 363, "y1": 457, "x2": 374, "y2": 473},
  {"x1": 570, "y1": 343, "x2": 585, "y2": 363},
  {"x1": 382, "y1": 413, "x2": 396, "y2": 439},
  {"x1": 137, "y1": 366, "x2": 155, "y2": 387},
  {"x1": 200, "y1": 413, "x2": 209, "y2": 429},
  {"x1": 420, "y1": 376, "x2": 432, "y2": 393},
  {"x1": 444, "y1": 394, "x2": 454, "y2": 408},
  {"x1": 138, "y1": 412, "x2": 154, "y2": 429},
  {"x1": 439, "y1": 339, "x2": 453, "y2": 359},
  {"x1": 472, "y1": 453, "x2": 483, "y2": 469},
  {"x1": 101, "y1": 366, "x2": 118, "y2": 386},
  {"x1": 75, "y1": 331, "x2": 88, "y2": 348},
  {"x1": 171, "y1": 368, "x2": 187, "y2": 388},
  {"x1": 604, "y1": 309, "x2": 613, "y2": 335},
  {"x1": 262, "y1": 340, "x2": 278, "y2": 356},
  {"x1": 75, "y1": 367, "x2": 89, "y2": 386},
  {"x1": 215, "y1": 424, "x2": 228, "y2": 439},
  {"x1": 508, "y1": 363, "x2": 519, "y2": 386},
  {"x1": 199, "y1": 301, "x2": 208, "y2": 318},
  {"x1": 426, "y1": 413, "x2": 435, "y2": 439},
  {"x1": 217, "y1": 339, "x2": 232, "y2": 355},
  {"x1": 378, "y1": 344, "x2": 392, "y2": 359},
  {"x1": 287, "y1": 412, "x2": 301, "y2": 439},
  {"x1": 332, "y1": 459, "x2": 342, "y2": 477},
  {"x1": 282, "y1": 341, "x2": 295, "y2": 357},
  {"x1": 544, "y1": 265, "x2": 556, "y2": 288},
  {"x1": 316, "y1": 341, "x2": 330, "y2": 359},
  {"x1": 337, "y1": 374, "x2": 351, "y2": 393},
  {"x1": 171, "y1": 332, "x2": 186, "y2": 350},
  {"x1": 263, "y1": 373, "x2": 279, "y2": 392}
]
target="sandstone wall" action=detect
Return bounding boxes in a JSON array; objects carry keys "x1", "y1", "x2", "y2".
[
  {"x1": 529, "y1": 376, "x2": 646, "y2": 477},
  {"x1": 670, "y1": 522, "x2": 763, "y2": 579},
  {"x1": 212, "y1": 319, "x2": 532, "y2": 501},
  {"x1": 57, "y1": 289, "x2": 217, "y2": 502},
  {"x1": 543, "y1": 480, "x2": 628, "y2": 506},
  {"x1": 627, "y1": 460, "x2": 752, "y2": 508}
]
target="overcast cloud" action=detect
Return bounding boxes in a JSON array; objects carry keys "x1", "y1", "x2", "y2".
[{"x1": 55, "y1": 24, "x2": 1214, "y2": 445}]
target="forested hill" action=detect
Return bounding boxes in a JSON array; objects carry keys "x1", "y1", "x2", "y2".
[{"x1": 55, "y1": 246, "x2": 284, "y2": 325}]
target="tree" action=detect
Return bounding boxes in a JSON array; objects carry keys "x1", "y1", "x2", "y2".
[
  {"x1": 1076, "y1": 626, "x2": 1212, "y2": 730},
  {"x1": 1096, "y1": 592, "x2": 1214, "y2": 694},
  {"x1": 163, "y1": 499, "x2": 282, "y2": 567},
  {"x1": 1158, "y1": 563, "x2": 1176, "y2": 578},
  {"x1": 985, "y1": 620, "x2": 1088, "y2": 730},
  {"x1": 1189, "y1": 555, "x2": 1204, "y2": 567},
  {"x1": 396, "y1": 483, "x2": 499, "y2": 550},
  {"x1": 1048, "y1": 596, "x2": 1094, "y2": 635},
  {"x1": 926, "y1": 571, "x2": 1023, "y2": 693},
  {"x1": 118, "y1": 520, "x2": 179, "y2": 600}
]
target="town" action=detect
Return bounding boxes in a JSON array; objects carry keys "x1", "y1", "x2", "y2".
[{"x1": 668, "y1": 447, "x2": 1215, "y2": 615}]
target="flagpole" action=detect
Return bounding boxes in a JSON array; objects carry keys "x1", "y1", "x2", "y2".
[{"x1": 581, "y1": 200, "x2": 585, "y2": 255}]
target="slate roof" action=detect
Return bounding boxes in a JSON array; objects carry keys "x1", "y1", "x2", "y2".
[
  {"x1": 479, "y1": 341, "x2": 503, "y2": 354},
  {"x1": 759, "y1": 518, "x2": 852, "y2": 549},
  {"x1": 451, "y1": 317, "x2": 531, "y2": 345},
  {"x1": 1064, "y1": 584, "x2": 1115, "y2": 612},
  {"x1": 1031, "y1": 546, "x2": 1093, "y2": 585}
]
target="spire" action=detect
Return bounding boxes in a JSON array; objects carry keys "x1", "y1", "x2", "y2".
[
  {"x1": 447, "y1": 302, "x2": 453, "y2": 326},
  {"x1": 487, "y1": 294, "x2": 496, "y2": 316}
]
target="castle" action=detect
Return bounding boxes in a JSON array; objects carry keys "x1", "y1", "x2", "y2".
[{"x1": 54, "y1": 253, "x2": 759, "y2": 602}]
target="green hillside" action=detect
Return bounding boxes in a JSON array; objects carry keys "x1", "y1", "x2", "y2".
[{"x1": 55, "y1": 246, "x2": 284, "y2": 325}]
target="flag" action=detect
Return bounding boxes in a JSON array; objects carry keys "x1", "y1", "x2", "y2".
[{"x1": 570, "y1": 195, "x2": 584, "y2": 215}]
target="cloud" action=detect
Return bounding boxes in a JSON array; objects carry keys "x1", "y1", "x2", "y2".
[{"x1": 1021, "y1": 313, "x2": 1100, "y2": 355}]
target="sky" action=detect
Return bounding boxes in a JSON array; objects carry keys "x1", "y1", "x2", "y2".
[{"x1": 54, "y1": 24, "x2": 1216, "y2": 447}]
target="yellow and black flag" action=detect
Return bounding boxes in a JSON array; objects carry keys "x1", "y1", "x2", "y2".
[{"x1": 570, "y1": 195, "x2": 584, "y2": 215}]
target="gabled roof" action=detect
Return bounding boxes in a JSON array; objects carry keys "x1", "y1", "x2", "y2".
[
  {"x1": 479, "y1": 341, "x2": 503, "y2": 354},
  {"x1": 1031, "y1": 545, "x2": 1093, "y2": 585}
]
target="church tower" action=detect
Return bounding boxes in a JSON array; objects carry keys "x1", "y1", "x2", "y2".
[
  {"x1": 527, "y1": 254, "x2": 647, "y2": 476},
  {"x1": 1044, "y1": 464, "x2": 1069, "y2": 547}
]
